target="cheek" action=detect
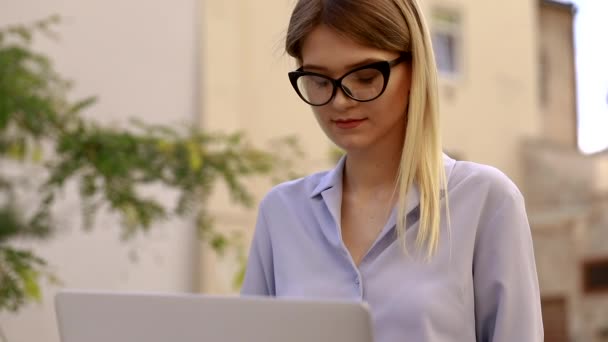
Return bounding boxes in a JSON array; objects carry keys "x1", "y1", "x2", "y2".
[
  {"x1": 375, "y1": 88, "x2": 409, "y2": 119},
  {"x1": 311, "y1": 107, "x2": 330, "y2": 122},
  {"x1": 384, "y1": 78, "x2": 411, "y2": 115},
  {"x1": 389, "y1": 66, "x2": 412, "y2": 103}
]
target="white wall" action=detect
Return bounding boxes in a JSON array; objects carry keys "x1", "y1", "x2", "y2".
[{"x1": 0, "y1": 1, "x2": 200, "y2": 341}]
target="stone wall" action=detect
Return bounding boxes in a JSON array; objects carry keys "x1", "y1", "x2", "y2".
[
  {"x1": 523, "y1": 140, "x2": 608, "y2": 341},
  {"x1": 521, "y1": 140, "x2": 596, "y2": 208}
]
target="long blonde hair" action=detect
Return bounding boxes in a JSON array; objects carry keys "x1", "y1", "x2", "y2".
[{"x1": 286, "y1": 0, "x2": 449, "y2": 258}]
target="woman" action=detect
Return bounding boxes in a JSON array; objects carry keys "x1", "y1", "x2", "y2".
[{"x1": 241, "y1": 0, "x2": 544, "y2": 341}]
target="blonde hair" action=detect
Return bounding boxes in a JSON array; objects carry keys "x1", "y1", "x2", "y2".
[{"x1": 286, "y1": 0, "x2": 449, "y2": 258}]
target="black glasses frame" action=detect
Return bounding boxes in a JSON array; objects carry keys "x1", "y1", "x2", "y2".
[{"x1": 288, "y1": 54, "x2": 410, "y2": 106}]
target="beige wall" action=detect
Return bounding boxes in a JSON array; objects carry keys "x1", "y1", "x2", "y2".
[
  {"x1": 0, "y1": 1, "x2": 200, "y2": 341},
  {"x1": 533, "y1": 222, "x2": 585, "y2": 340},
  {"x1": 538, "y1": 1, "x2": 578, "y2": 148},
  {"x1": 200, "y1": 0, "x2": 330, "y2": 161},
  {"x1": 198, "y1": 0, "x2": 334, "y2": 292},
  {"x1": 423, "y1": 0, "x2": 541, "y2": 187},
  {"x1": 595, "y1": 155, "x2": 608, "y2": 193}
]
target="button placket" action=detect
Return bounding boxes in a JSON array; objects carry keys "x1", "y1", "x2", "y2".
[{"x1": 354, "y1": 270, "x2": 364, "y2": 298}]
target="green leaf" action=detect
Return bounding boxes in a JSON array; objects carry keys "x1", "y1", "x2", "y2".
[
  {"x1": 21, "y1": 269, "x2": 42, "y2": 302},
  {"x1": 67, "y1": 97, "x2": 96, "y2": 116},
  {"x1": 210, "y1": 234, "x2": 228, "y2": 255},
  {"x1": 31, "y1": 144, "x2": 44, "y2": 163},
  {"x1": 7, "y1": 141, "x2": 25, "y2": 160},
  {"x1": 187, "y1": 140, "x2": 203, "y2": 171},
  {"x1": 122, "y1": 204, "x2": 140, "y2": 231},
  {"x1": 8, "y1": 26, "x2": 32, "y2": 43},
  {"x1": 156, "y1": 139, "x2": 174, "y2": 154},
  {"x1": 233, "y1": 263, "x2": 246, "y2": 289}
]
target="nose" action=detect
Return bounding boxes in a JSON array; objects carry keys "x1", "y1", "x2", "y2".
[{"x1": 330, "y1": 86, "x2": 357, "y2": 110}]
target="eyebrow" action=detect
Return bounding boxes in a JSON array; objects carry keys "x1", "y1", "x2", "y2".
[{"x1": 302, "y1": 58, "x2": 384, "y2": 72}]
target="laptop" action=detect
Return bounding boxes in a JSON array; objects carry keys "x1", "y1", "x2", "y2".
[{"x1": 55, "y1": 290, "x2": 374, "y2": 342}]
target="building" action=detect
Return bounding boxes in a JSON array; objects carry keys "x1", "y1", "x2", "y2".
[{"x1": 527, "y1": 2, "x2": 608, "y2": 341}]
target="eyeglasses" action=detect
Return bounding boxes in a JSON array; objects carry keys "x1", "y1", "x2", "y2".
[{"x1": 288, "y1": 54, "x2": 410, "y2": 106}]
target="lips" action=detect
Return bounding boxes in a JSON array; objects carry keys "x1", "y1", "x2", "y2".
[{"x1": 332, "y1": 118, "x2": 367, "y2": 129}]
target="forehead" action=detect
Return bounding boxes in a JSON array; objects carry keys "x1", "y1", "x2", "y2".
[{"x1": 299, "y1": 25, "x2": 397, "y2": 74}]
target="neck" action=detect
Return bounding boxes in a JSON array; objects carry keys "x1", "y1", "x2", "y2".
[{"x1": 342, "y1": 138, "x2": 403, "y2": 201}]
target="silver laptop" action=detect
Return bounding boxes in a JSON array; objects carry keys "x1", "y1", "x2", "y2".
[{"x1": 55, "y1": 290, "x2": 374, "y2": 342}]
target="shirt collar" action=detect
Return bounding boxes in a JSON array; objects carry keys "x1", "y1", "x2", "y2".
[
  {"x1": 310, "y1": 152, "x2": 455, "y2": 200},
  {"x1": 308, "y1": 153, "x2": 454, "y2": 251},
  {"x1": 310, "y1": 155, "x2": 347, "y2": 198}
]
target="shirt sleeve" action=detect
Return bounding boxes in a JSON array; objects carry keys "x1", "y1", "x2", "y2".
[
  {"x1": 240, "y1": 204, "x2": 276, "y2": 296},
  {"x1": 473, "y1": 188, "x2": 544, "y2": 342}
]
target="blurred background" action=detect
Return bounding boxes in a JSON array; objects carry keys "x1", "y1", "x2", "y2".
[{"x1": 0, "y1": 0, "x2": 607, "y2": 341}]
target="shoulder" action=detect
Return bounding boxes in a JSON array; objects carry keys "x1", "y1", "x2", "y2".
[
  {"x1": 258, "y1": 170, "x2": 328, "y2": 210},
  {"x1": 447, "y1": 158, "x2": 524, "y2": 209}
]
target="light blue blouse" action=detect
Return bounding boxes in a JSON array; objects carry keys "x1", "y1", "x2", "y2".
[{"x1": 241, "y1": 154, "x2": 543, "y2": 342}]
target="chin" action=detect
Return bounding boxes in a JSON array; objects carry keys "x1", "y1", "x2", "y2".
[{"x1": 331, "y1": 137, "x2": 373, "y2": 153}]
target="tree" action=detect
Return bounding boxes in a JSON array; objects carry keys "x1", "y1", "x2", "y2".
[{"x1": 0, "y1": 16, "x2": 299, "y2": 318}]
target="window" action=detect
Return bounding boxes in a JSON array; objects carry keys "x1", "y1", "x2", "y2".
[
  {"x1": 431, "y1": 8, "x2": 463, "y2": 79},
  {"x1": 540, "y1": 297, "x2": 569, "y2": 342},
  {"x1": 582, "y1": 257, "x2": 608, "y2": 294}
]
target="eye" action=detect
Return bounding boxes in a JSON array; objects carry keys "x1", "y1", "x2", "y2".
[
  {"x1": 356, "y1": 75, "x2": 378, "y2": 84},
  {"x1": 347, "y1": 69, "x2": 382, "y2": 85},
  {"x1": 313, "y1": 79, "x2": 330, "y2": 88}
]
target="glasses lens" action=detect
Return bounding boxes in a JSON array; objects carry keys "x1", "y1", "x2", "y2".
[
  {"x1": 296, "y1": 75, "x2": 334, "y2": 105},
  {"x1": 342, "y1": 68, "x2": 385, "y2": 101}
]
